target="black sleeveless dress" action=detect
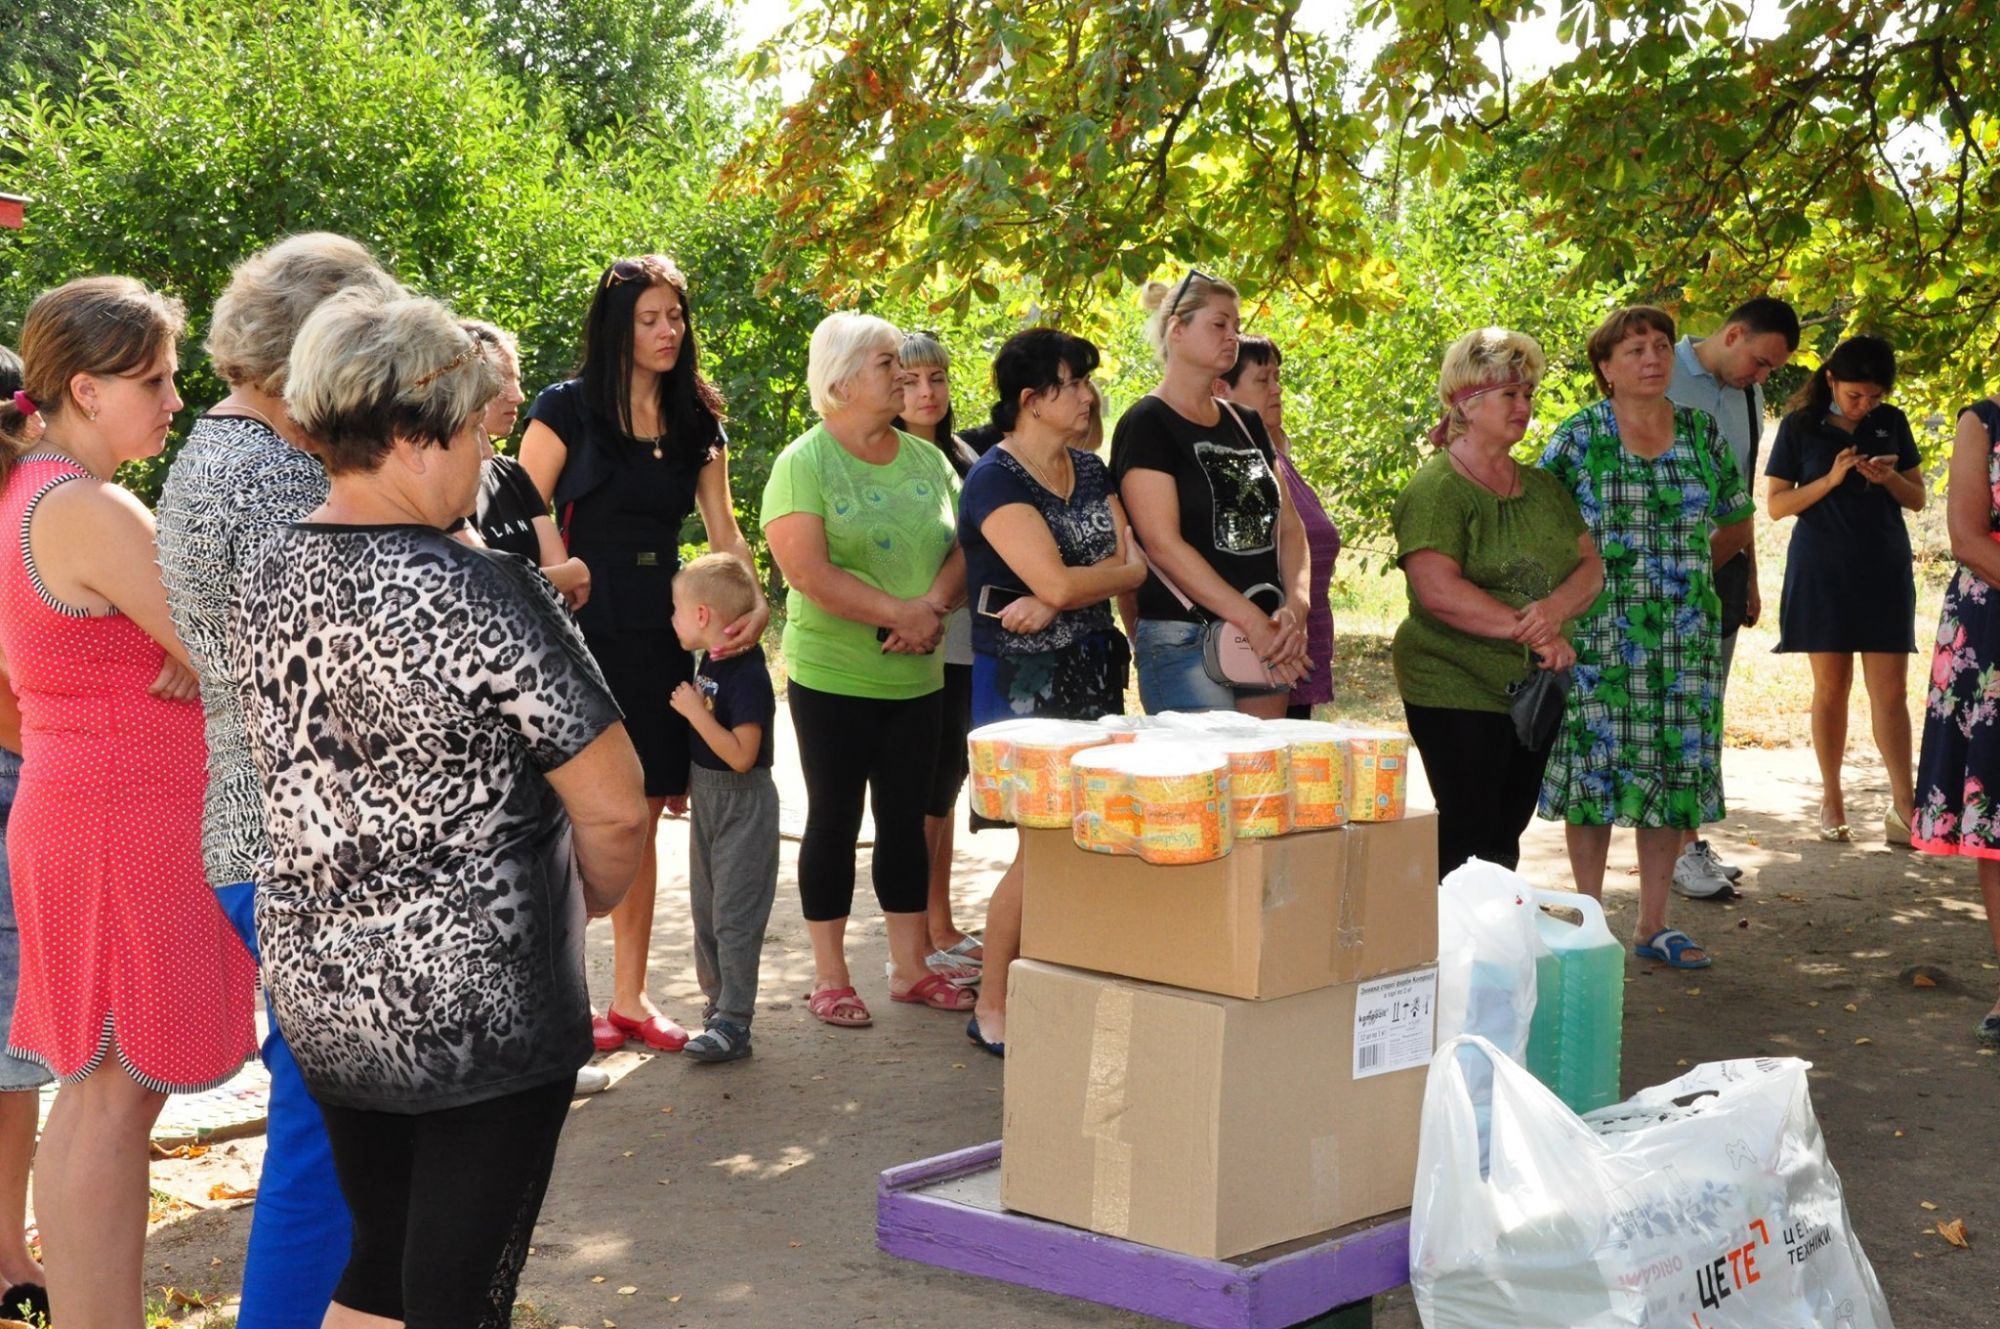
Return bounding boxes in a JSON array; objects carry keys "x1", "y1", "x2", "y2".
[{"x1": 526, "y1": 379, "x2": 717, "y2": 797}]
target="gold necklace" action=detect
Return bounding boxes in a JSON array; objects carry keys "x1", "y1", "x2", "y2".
[{"x1": 1009, "y1": 441, "x2": 1072, "y2": 497}]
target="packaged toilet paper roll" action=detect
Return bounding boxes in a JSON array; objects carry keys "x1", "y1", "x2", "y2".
[
  {"x1": 1069, "y1": 741, "x2": 1233, "y2": 864},
  {"x1": 967, "y1": 718, "x2": 1104, "y2": 826},
  {"x1": 1208, "y1": 734, "x2": 1293, "y2": 839},
  {"x1": 1264, "y1": 719, "x2": 1350, "y2": 829},
  {"x1": 1329, "y1": 724, "x2": 1410, "y2": 821}
]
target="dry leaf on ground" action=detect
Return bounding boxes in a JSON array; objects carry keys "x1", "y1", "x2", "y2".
[
  {"x1": 206, "y1": 1183, "x2": 257, "y2": 1202},
  {"x1": 1939, "y1": 1219, "x2": 1971, "y2": 1249}
]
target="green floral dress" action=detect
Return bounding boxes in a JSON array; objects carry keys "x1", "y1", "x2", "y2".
[{"x1": 1536, "y1": 401, "x2": 1751, "y2": 829}]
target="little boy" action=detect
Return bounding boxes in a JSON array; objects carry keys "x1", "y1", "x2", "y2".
[{"x1": 668, "y1": 553, "x2": 779, "y2": 1064}]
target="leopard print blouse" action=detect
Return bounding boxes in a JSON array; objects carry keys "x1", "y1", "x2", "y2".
[{"x1": 232, "y1": 523, "x2": 622, "y2": 1112}]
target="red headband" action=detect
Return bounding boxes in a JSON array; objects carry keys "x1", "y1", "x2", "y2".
[{"x1": 1428, "y1": 375, "x2": 1529, "y2": 447}]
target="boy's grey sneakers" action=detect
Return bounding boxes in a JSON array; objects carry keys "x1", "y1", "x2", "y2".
[
  {"x1": 1672, "y1": 840, "x2": 1737, "y2": 899},
  {"x1": 685, "y1": 1020, "x2": 752, "y2": 1064},
  {"x1": 573, "y1": 1065, "x2": 613, "y2": 1095}
]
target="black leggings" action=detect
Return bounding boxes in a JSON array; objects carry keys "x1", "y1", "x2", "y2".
[
  {"x1": 788, "y1": 679, "x2": 942, "y2": 921},
  {"x1": 1403, "y1": 701, "x2": 1554, "y2": 878},
  {"x1": 318, "y1": 1077, "x2": 574, "y2": 1328},
  {"x1": 926, "y1": 663, "x2": 974, "y2": 818}
]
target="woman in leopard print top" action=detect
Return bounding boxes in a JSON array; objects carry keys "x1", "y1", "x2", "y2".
[{"x1": 233, "y1": 290, "x2": 649, "y2": 1328}]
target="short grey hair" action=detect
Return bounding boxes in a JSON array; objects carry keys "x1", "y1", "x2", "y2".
[
  {"x1": 286, "y1": 290, "x2": 500, "y2": 475},
  {"x1": 206, "y1": 233, "x2": 407, "y2": 395},
  {"x1": 807, "y1": 311, "x2": 901, "y2": 417}
]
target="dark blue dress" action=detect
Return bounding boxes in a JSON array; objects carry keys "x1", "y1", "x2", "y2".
[{"x1": 1765, "y1": 403, "x2": 1919, "y2": 654}]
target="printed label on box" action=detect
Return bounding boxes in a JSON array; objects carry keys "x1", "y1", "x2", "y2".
[{"x1": 1353, "y1": 967, "x2": 1437, "y2": 1079}]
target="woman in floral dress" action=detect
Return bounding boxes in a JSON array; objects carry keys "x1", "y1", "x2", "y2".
[
  {"x1": 1537, "y1": 306, "x2": 1753, "y2": 971},
  {"x1": 1912, "y1": 395, "x2": 2000, "y2": 1044}
]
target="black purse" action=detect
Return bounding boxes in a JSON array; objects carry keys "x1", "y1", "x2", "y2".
[{"x1": 1507, "y1": 652, "x2": 1572, "y2": 751}]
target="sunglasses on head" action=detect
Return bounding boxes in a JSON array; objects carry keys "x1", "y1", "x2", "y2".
[
  {"x1": 1166, "y1": 266, "x2": 1221, "y2": 321},
  {"x1": 601, "y1": 255, "x2": 679, "y2": 290}
]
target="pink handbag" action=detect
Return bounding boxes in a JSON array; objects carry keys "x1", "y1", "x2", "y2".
[{"x1": 1141, "y1": 551, "x2": 1281, "y2": 690}]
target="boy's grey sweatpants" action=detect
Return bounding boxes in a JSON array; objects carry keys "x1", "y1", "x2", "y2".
[{"x1": 688, "y1": 763, "x2": 781, "y2": 1029}]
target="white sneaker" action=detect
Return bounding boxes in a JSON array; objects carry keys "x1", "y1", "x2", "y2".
[
  {"x1": 573, "y1": 1065, "x2": 612, "y2": 1095},
  {"x1": 1699, "y1": 838, "x2": 1744, "y2": 881},
  {"x1": 1672, "y1": 841, "x2": 1734, "y2": 899}
]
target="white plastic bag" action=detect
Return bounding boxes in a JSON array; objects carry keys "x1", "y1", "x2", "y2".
[
  {"x1": 1412, "y1": 1035, "x2": 1894, "y2": 1329},
  {"x1": 1435, "y1": 859, "x2": 1542, "y2": 1060}
]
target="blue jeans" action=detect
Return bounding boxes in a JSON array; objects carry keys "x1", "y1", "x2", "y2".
[
  {"x1": 1133, "y1": 619, "x2": 1238, "y2": 714},
  {"x1": 215, "y1": 881, "x2": 351, "y2": 1329}
]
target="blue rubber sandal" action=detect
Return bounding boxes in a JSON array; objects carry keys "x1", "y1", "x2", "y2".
[{"x1": 1634, "y1": 927, "x2": 1711, "y2": 970}]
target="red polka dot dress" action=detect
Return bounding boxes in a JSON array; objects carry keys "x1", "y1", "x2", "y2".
[{"x1": 0, "y1": 455, "x2": 256, "y2": 1091}]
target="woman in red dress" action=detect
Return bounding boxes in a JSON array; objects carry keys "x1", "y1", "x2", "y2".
[{"x1": 0, "y1": 277, "x2": 256, "y2": 1325}]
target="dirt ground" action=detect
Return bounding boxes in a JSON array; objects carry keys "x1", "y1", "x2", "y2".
[{"x1": 139, "y1": 736, "x2": 1999, "y2": 1329}]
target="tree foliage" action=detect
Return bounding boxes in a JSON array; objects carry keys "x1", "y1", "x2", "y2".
[
  {"x1": 0, "y1": 0, "x2": 814, "y2": 544},
  {"x1": 738, "y1": 0, "x2": 2000, "y2": 405}
]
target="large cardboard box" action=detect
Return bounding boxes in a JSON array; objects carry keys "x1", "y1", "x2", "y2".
[
  {"x1": 1002, "y1": 959, "x2": 1436, "y2": 1260},
  {"x1": 1019, "y1": 815, "x2": 1438, "y2": 1000}
]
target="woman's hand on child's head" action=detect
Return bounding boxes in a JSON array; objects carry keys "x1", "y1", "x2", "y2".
[
  {"x1": 712, "y1": 598, "x2": 772, "y2": 659},
  {"x1": 669, "y1": 681, "x2": 707, "y2": 720}
]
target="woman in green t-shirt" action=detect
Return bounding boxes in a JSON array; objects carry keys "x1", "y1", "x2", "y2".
[
  {"x1": 1392, "y1": 328, "x2": 1603, "y2": 877},
  {"x1": 761, "y1": 313, "x2": 972, "y2": 1029}
]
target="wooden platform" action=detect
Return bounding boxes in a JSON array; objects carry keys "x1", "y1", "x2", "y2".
[{"x1": 877, "y1": 1141, "x2": 1407, "y2": 1329}]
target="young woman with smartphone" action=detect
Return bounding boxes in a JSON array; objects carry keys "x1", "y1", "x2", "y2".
[{"x1": 1764, "y1": 335, "x2": 1925, "y2": 844}]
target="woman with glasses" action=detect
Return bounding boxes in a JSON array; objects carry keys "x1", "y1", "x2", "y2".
[
  {"x1": 1113, "y1": 271, "x2": 1311, "y2": 717},
  {"x1": 960, "y1": 329, "x2": 1144, "y2": 1054},
  {"x1": 1393, "y1": 328, "x2": 1601, "y2": 876},
  {"x1": 519, "y1": 255, "x2": 769, "y2": 1054}
]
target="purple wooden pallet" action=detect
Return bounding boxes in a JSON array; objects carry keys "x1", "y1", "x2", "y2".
[{"x1": 877, "y1": 1141, "x2": 1409, "y2": 1329}]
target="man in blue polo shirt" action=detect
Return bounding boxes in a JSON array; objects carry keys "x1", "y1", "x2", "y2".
[{"x1": 1666, "y1": 295, "x2": 1801, "y2": 898}]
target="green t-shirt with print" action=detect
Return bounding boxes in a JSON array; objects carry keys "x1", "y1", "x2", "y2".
[
  {"x1": 760, "y1": 423, "x2": 958, "y2": 700},
  {"x1": 1391, "y1": 451, "x2": 1588, "y2": 713}
]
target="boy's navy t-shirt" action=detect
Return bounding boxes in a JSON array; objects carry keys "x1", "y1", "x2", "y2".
[{"x1": 691, "y1": 645, "x2": 776, "y2": 771}]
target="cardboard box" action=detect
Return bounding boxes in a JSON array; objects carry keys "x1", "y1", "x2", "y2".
[
  {"x1": 1002, "y1": 959, "x2": 1435, "y2": 1260},
  {"x1": 1019, "y1": 814, "x2": 1438, "y2": 1000}
]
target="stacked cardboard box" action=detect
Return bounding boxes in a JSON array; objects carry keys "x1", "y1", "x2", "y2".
[{"x1": 1002, "y1": 812, "x2": 1441, "y2": 1260}]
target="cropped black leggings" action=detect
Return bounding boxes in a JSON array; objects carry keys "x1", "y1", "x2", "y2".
[
  {"x1": 788, "y1": 679, "x2": 943, "y2": 922},
  {"x1": 317, "y1": 1076, "x2": 574, "y2": 1328},
  {"x1": 1403, "y1": 700, "x2": 1554, "y2": 878}
]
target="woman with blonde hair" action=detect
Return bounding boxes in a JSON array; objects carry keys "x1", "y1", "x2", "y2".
[
  {"x1": 1, "y1": 276, "x2": 257, "y2": 1326},
  {"x1": 1393, "y1": 327, "x2": 1602, "y2": 875},
  {"x1": 156, "y1": 230, "x2": 405, "y2": 1325},
  {"x1": 1113, "y1": 271, "x2": 1311, "y2": 716},
  {"x1": 760, "y1": 311, "x2": 969, "y2": 1028},
  {"x1": 1537, "y1": 306, "x2": 1753, "y2": 971},
  {"x1": 458, "y1": 320, "x2": 592, "y2": 610}
]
